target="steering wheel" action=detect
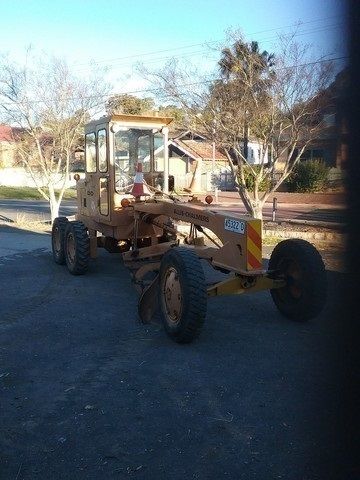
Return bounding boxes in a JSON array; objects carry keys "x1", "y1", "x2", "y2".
[{"x1": 115, "y1": 163, "x2": 134, "y2": 189}]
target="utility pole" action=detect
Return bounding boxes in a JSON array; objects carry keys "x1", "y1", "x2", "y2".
[
  {"x1": 212, "y1": 119, "x2": 216, "y2": 193},
  {"x1": 244, "y1": 118, "x2": 249, "y2": 161},
  {"x1": 162, "y1": 126, "x2": 169, "y2": 193}
]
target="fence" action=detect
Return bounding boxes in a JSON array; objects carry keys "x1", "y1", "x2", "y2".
[
  {"x1": 0, "y1": 167, "x2": 78, "y2": 188},
  {"x1": 0, "y1": 166, "x2": 237, "y2": 193},
  {"x1": 170, "y1": 169, "x2": 236, "y2": 192}
]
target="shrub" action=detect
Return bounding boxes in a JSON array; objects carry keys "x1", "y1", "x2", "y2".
[
  {"x1": 239, "y1": 165, "x2": 271, "y2": 192},
  {"x1": 287, "y1": 159, "x2": 329, "y2": 193}
]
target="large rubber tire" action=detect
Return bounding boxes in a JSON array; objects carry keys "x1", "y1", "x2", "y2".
[
  {"x1": 159, "y1": 247, "x2": 207, "y2": 343},
  {"x1": 64, "y1": 221, "x2": 90, "y2": 275},
  {"x1": 269, "y1": 239, "x2": 327, "y2": 321},
  {"x1": 51, "y1": 217, "x2": 69, "y2": 265}
]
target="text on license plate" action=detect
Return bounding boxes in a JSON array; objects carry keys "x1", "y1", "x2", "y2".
[{"x1": 224, "y1": 218, "x2": 245, "y2": 234}]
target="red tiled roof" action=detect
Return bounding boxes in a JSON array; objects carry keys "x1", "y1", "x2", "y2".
[
  {"x1": 172, "y1": 139, "x2": 227, "y2": 161},
  {"x1": 0, "y1": 125, "x2": 14, "y2": 142},
  {"x1": 0, "y1": 125, "x2": 24, "y2": 142}
]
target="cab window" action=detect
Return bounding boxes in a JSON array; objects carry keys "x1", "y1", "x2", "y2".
[
  {"x1": 98, "y1": 129, "x2": 108, "y2": 173},
  {"x1": 85, "y1": 132, "x2": 96, "y2": 173},
  {"x1": 114, "y1": 128, "x2": 152, "y2": 193},
  {"x1": 137, "y1": 132, "x2": 151, "y2": 173},
  {"x1": 154, "y1": 132, "x2": 165, "y2": 172}
]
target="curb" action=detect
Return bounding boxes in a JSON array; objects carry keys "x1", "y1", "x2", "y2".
[
  {"x1": 175, "y1": 223, "x2": 345, "y2": 245},
  {"x1": 266, "y1": 218, "x2": 345, "y2": 229},
  {"x1": 263, "y1": 228, "x2": 346, "y2": 243},
  {"x1": 1, "y1": 219, "x2": 345, "y2": 245}
]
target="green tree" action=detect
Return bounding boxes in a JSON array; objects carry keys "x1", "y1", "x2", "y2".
[
  {"x1": 105, "y1": 94, "x2": 155, "y2": 115},
  {"x1": 157, "y1": 104, "x2": 186, "y2": 131},
  {"x1": 219, "y1": 40, "x2": 275, "y2": 79},
  {"x1": 141, "y1": 32, "x2": 334, "y2": 218}
]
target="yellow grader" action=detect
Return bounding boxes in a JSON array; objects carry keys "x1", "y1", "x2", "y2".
[{"x1": 51, "y1": 114, "x2": 327, "y2": 343}]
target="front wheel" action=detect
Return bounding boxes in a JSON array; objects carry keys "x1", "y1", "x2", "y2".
[
  {"x1": 269, "y1": 239, "x2": 327, "y2": 321},
  {"x1": 64, "y1": 221, "x2": 90, "y2": 275},
  {"x1": 159, "y1": 247, "x2": 207, "y2": 343}
]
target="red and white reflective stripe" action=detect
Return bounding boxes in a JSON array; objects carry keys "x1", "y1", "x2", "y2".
[{"x1": 246, "y1": 220, "x2": 262, "y2": 270}]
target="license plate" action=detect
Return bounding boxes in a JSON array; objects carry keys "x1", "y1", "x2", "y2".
[{"x1": 224, "y1": 218, "x2": 245, "y2": 234}]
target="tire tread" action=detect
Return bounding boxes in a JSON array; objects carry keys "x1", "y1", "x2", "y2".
[
  {"x1": 159, "y1": 247, "x2": 207, "y2": 343},
  {"x1": 64, "y1": 221, "x2": 90, "y2": 275},
  {"x1": 51, "y1": 216, "x2": 69, "y2": 265},
  {"x1": 269, "y1": 238, "x2": 327, "y2": 321}
]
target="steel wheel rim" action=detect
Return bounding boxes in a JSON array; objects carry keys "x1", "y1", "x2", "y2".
[
  {"x1": 67, "y1": 232, "x2": 76, "y2": 264},
  {"x1": 162, "y1": 266, "x2": 182, "y2": 325}
]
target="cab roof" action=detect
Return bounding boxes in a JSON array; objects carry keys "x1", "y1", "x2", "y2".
[{"x1": 85, "y1": 113, "x2": 173, "y2": 132}]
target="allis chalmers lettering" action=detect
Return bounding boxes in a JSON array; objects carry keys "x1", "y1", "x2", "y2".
[{"x1": 173, "y1": 208, "x2": 209, "y2": 223}]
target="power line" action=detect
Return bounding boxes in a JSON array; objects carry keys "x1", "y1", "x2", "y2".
[
  {"x1": 71, "y1": 14, "x2": 347, "y2": 70},
  {"x1": 72, "y1": 22, "x2": 345, "y2": 75},
  {"x1": 0, "y1": 55, "x2": 349, "y2": 107}
]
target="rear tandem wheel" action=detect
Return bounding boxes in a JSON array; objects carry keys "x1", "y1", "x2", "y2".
[
  {"x1": 51, "y1": 216, "x2": 69, "y2": 265},
  {"x1": 64, "y1": 221, "x2": 90, "y2": 275}
]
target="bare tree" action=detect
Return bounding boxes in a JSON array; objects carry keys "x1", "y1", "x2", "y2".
[
  {"x1": 140, "y1": 33, "x2": 335, "y2": 218},
  {"x1": 0, "y1": 51, "x2": 110, "y2": 221}
]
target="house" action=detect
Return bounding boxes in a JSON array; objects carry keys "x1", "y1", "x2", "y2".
[
  {"x1": 237, "y1": 139, "x2": 270, "y2": 165},
  {"x1": 0, "y1": 124, "x2": 232, "y2": 191},
  {"x1": 0, "y1": 125, "x2": 22, "y2": 168},
  {"x1": 167, "y1": 131, "x2": 229, "y2": 190},
  {"x1": 227, "y1": 68, "x2": 348, "y2": 187},
  {"x1": 0, "y1": 125, "x2": 34, "y2": 187},
  {"x1": 290, "y1": 67, "x2": 349, "y2": 180},
  {"x1": 0, "y1": 125, "x2": 83, "y2": 187}
]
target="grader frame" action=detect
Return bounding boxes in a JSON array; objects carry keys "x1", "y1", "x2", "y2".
[{"x1": 51, "y1": 114, "x2": 327, "y2": 343}]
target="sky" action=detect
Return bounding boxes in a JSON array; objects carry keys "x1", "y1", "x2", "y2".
[{"x1": 0, "y1": 0, "x2": 348, "y2": 96}]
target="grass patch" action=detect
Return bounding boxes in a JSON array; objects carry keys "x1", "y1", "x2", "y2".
[
  {"x1": 14, "y1": 212, "x2": 51, "y2": 232},
  {"x1": 262, "y1": 235, "x2": 283, "y2": 246},
  {"x1": 0, "y1": 186, "x2": 77, "y2": 200}
]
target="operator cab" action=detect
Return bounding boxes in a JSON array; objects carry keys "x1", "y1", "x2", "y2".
[
  {"x1": 80, "y1": 114, "x2": 172, "y2": 222},
  {"x1": 113, "y1": 124, "x2": 166, "y2": 193}
]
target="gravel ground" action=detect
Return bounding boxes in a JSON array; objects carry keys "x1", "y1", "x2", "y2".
[{"x1": 0, "y1": 232, "x2": 346, "y2": 479}]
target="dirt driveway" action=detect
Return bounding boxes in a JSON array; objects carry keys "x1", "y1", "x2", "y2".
[{"x1": 0, "y1": 225, "x2": 346, "y2": 479}]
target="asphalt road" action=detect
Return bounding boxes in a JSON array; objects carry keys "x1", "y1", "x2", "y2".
[
  {"x1": 0, "y1": 198, "x2": 345, "y2": 225},
  {"x1": 0, "y1": 224, "x2": 346, "y2": 479},
  {"x1": 0, "y1": 199, "x2": 77, "y2": 223}
]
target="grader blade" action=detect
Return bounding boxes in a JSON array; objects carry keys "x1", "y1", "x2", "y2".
[{"x1": 138, "y1": 274, "x2": 160, "y2": 324}]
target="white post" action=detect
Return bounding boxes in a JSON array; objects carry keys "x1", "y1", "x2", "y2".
[{"x1": 162, "y1": 126, "x2": 169, "y2": 193}]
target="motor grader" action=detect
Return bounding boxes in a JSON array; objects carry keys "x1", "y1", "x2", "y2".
[{"x1": 51, "y1": 114, "x2": 327, "y2": 343}]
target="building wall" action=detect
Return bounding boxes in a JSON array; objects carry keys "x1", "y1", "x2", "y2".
[
  {"x1": 0, "y1": 167, "x2": 79, "y2": 188},
  {"x1": 0, "y1": 142, "x2": 17, "y2": 168},
  {"x1": 238, "y1": 141, "x2": 270, "y2": 165},
  {"x1": 168, "y1": 153, "x2": 188, "y2": 176}
]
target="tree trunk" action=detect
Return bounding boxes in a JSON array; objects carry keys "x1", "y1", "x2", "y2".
[
  {"x1": 248, "y1": 195, "x2": 265, "y2": 219},
  {"x1": 48, "y1": 184, "x2": 60, "y2": 223},
  {"x1": 50, "y1": 200, "x2": 60, "y2": 223},
  {"x1": 250, "y1": 203, "x2": 263, "y2": 220}
]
